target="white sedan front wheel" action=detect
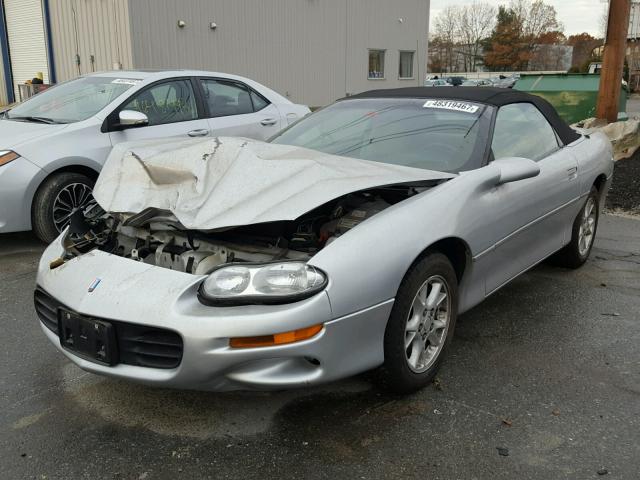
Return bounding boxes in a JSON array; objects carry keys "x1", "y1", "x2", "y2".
[{"x1": 32, "y1": 172, "x2": 96, "y2": 243}]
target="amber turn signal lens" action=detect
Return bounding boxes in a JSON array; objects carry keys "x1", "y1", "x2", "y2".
[
  {"x1": 229, "y1": 324, "x2": 323, "y2": 348},
  {"x1": 0, "y1": 150, "x2": 19, "y2": 167}
]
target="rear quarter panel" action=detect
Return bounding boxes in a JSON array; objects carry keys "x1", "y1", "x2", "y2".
[
  {"x1": 566, "y1": 132, "x2": 614, "y2": 203},
  {"x1": 274, "y1": 103, "x2": 312, "y2": 126}
]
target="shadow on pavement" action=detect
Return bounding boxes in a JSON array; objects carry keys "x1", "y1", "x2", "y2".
[{"x1": 0, "y1": 231, "x2": 46, "y2": 254}]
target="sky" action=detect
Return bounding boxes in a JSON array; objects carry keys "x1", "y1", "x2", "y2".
[{"x1": 430, "y1": 0, "x2": 607, "y2": 37}]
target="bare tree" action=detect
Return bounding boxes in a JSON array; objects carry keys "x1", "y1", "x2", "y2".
[
  {"x1": 431, "y1": 2, "x2": 496, "y2": 73},
  {"x1": 432, "y1": 0, "x2": 561, "y2": 73},
  {"x1": 511, "y1": 0, "x2": 564, "y2": 41},
  {"x1": 508, "y1": 0, "x2": 564, "y2": 69},
  {"x1": 456, "y1": 2, "x2": 497, "y2": 72},
  {"x1": 600, "y1": 3, "x2": 609, "y2": 39},
  {"x1": 433, "y1": 5, "x2": 461, "y2": 72}
]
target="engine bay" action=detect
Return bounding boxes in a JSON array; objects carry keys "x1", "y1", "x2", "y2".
[{"x1": 63, "y1": 184, "x2": 434, "y2": 275}]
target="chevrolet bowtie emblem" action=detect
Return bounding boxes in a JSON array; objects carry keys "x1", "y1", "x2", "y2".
[{"x1": 88, "y1": 278, "x2": 101, "y2": 293}]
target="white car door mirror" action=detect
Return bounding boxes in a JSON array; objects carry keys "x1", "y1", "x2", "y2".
[
  {"x1": 494, "y1": 157, "x2": 541, "y2": 185},
  {"x1": 118, "y1": 110, "x2": 149, "y2": 128}
]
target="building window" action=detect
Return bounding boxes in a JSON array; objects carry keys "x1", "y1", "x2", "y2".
[
  {"x1": 399, "y1": 51, "x2": 414, "y2": 79},
  {"x1": 368, "y1": 50, "x2": 385, "y2": 79}
]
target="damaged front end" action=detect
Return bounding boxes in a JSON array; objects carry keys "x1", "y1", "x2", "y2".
[
  {"x1": 58, "y1": 183, "x2": 436, "y2": 304},
  {"x1": 54, "y1": 137, "x2": 455, "y2": 305}
]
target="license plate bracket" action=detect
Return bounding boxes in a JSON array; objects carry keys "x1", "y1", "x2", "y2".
[{"x1": 58, "y1": 309, "x2": 118, "y2": 366}]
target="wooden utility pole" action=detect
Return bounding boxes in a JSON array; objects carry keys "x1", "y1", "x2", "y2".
[{"x1": 596, "y1": 0, "x2": 632, "y2": 123}]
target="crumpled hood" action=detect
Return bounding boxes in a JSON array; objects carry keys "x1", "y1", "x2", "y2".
[
  {"x1": 93, "y1": 136, "x2": 455, "y2": 230},
  {"x1": 0, "y1": 119, "x2": 68, "y2": 149}
]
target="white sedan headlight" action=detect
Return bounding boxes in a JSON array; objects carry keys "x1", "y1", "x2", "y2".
[{"x1": 198, "y1": 262, "x2": 327, "y2": 305}]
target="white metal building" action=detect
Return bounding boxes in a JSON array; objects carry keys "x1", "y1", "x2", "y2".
[{"x1": 0, "y1": 0, "x2": 430, "y2": 107}]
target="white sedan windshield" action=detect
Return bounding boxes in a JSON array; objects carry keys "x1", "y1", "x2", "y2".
[{"x1": 7, "y1": 76, "x2": 137, "y2": 124}]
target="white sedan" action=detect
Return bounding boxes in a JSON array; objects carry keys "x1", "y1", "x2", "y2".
[{"x1": 0, "y1": 70, "x2": 309, "y2": 242}]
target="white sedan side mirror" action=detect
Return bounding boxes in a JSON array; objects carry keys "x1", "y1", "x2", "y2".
[{"x1": 118, "y1": 110, "x2": 148, "y2": 128}]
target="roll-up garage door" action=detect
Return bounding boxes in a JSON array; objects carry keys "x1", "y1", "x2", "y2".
[{"x1": 4, "y1": 0, "x2": 49, "y2": 101}]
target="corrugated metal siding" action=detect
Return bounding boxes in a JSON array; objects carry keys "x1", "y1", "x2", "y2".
[
  {"x1": 128, "y1": 0, "x2": 429, "y2": 107},
  {"x1": 4, "y1": 0, "x2": 50, "y2": 100},
  {"x1": 48, "y1": 0, "x2": 133, "y2": 82}
]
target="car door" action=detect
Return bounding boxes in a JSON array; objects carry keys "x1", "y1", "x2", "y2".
[
  {"x1": 483, "y1": 102, "x2": 579, "y2": 294},
  {"x1": 108, "y1": 77, "x2": 210, "y2": 145},
  {"x1": 198, "y1": 78, "x2": 283, "y2": 140}
]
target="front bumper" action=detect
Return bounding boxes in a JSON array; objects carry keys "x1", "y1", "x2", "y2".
[
  {"x1": 36, "y1": 237, "x2": 392, "y2": 391},
  {"x1": 0, "y1": 156, "x2": 46, "y2": 233}
]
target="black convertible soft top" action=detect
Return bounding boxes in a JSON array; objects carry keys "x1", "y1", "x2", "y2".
[{"x1": 342, "y1": 87, "x2": 581, "y2": 146}]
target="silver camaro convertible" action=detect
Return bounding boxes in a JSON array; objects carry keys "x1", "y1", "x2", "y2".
[{"x1": 35, "y1": 88, "x2": 613, "y2": 393}]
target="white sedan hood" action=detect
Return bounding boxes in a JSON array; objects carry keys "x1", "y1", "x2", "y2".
[{"x1": 93, "y1": 137, "x2": 455, "y2": 230}]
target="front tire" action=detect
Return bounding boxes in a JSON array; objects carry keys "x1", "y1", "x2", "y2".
[
  {"x1": 377, "y1": 253, "x2": 458, "y2": 394},
  {"x1": 552, "y1": 186, "x2": 599, "y2": 269},
  {"x1": 32, "y1": 172, "x2": 96, "y2": 243}
]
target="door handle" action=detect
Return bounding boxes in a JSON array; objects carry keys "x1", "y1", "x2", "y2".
[
  {"x1": 567, "y1": 166, "x2": 577, "y2": 179},
  {"x1": 260, "y1": 118, "x2": 278, "y2": 126},
  {"x1": 188, "y1": 129, "x2": 209, "y2": 137}
]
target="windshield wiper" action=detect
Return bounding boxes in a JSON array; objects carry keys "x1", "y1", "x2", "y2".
[{"x1": 8, "y1": 115, "x2": 65, "y2": 124}]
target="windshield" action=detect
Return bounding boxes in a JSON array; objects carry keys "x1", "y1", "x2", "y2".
[
  {"x1": 271, "y1": 98, "x2": 492, "y2": 173},
  {"x1": 7, "y1": 76, "x2": 138, "y2": 124}
]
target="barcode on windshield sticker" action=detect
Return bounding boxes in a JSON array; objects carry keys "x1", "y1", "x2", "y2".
[
  {"x1": 112, "y1": 78, "x2": 142, "y2": 85},
  {"x1": 423, "y1": 100, "x2": 479, "y2": 113}
]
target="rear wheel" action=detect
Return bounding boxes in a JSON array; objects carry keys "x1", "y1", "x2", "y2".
[
  {"x1": 377, "y1": 253, "x2": 458, "y2": 393},
  {"x1": 552, "y1": 186, "x2": 599, "y2": 269},
  {"x1": 32, "y1": 172, "x2": 96, "y2": 243}
]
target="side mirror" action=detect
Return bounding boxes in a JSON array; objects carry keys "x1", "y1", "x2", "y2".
[
  {"x1": 118, "y1": 110, "x2": 148, "y2": 128},
  {"x1": 494, "y1": 157, "x2": 540, "y2": 185}
]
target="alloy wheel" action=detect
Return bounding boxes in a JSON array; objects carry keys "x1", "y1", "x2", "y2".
[
  {"x1": 404, "y1": 275, "x2": 451, "y2": 373},
  {"x1": 578, "y1": 197, "x2": 596, "y2": 256},
  {"x1": 52, "y1": 182, "x2": 96, "y2": 233}
]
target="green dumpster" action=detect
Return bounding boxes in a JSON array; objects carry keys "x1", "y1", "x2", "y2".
[{"x1": 514, "y1": 73, "x2": 628, "y2": 124}]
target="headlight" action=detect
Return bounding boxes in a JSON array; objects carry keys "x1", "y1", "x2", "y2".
[
  {"x1": 198, "y1": 262, "x2": 328, "y2": 305},
  {"x1": 0, "y1": 150, "x2": 19, "y2": 167}
]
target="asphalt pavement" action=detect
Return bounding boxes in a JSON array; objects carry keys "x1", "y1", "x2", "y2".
[{"x1": 1, "y1": 214, "x2": 639, "y2": 479}]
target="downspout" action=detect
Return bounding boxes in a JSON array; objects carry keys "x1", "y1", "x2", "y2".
[
  {"x1": 112, "y1": 0, "x2": 122, "y2": 69},
  {"x1": 42, "y1": 0, "x2": 57, "y2": 84},
  {"x1": 0, "y1": 1, "x2": 14, "y2": 103},
  {"x1": 71, "y1": 2, "x2": 80, "y2": 76},
  {"x1": 344, "y1": 0, "x2": 348, "y2": 97},
  {"x1": 417, "y1": 39, "x2": 420, "y2": 86}
]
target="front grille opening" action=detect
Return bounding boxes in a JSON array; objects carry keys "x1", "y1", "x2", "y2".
[
  {"x1": 305, "y1": 356, "x2": 321, "y2": 366},
  {"x1": 118, "y1": 324, "x2": 183, "y2": 369},
  {"x1": 34, "y1": 288, "x2": 59, "y2": 334},
  {"x1": 34, "y1": 287, "x2": 183, "y2": 369}
]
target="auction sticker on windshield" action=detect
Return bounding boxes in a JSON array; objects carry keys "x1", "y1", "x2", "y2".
[
  {"x1": 112, "y1": 78, "x2": 142, "y2": 85},
  {"x1": 423, "y1": 100, "x2": 479, "y2": 114}
]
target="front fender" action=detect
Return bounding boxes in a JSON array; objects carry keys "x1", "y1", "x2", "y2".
[
  {"x1": 310, "y1": 166, "x2": 500, "y2": 318},
  {"x1": 39, "y1": 155, "x2": 102, "y2": 175},
  {"x1": 0, "y1": 156, "x2": 47, "y2": 232}
]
